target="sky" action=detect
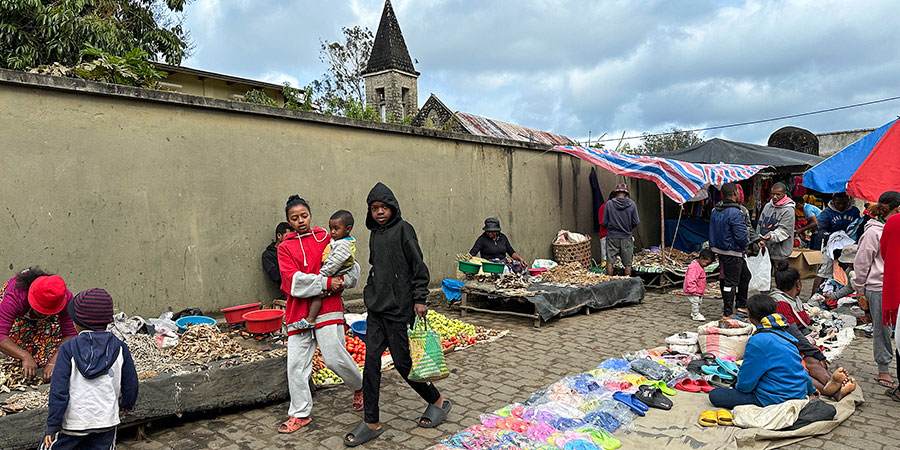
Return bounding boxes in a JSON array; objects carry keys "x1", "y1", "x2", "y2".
[{"x1": 180, "y1": 0, "x2": 900, "y2": 146}]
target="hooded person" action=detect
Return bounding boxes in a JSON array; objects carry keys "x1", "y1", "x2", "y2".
[
  {"x1": 758, "y1": 182, "x2": 796, "y2": 262},
  {"x1": 602, "y1": 183, "x2": 640, "y2": 276},
  {"x1": 345, "y1": 182, "x2": 450, "y2": 447},
  {"x1": 42, "y1": 288, "x2": 138, "y2": 450},
  {"x1": 710, "y1": 183, "x2": 752, "y2": 318}
]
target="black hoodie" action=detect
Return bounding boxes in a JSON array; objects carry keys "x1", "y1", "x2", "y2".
[{"x1": 365, "y1": 183, "x2": 430, "y2": 322}]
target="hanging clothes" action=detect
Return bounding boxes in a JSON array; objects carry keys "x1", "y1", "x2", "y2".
[{"x1": 589, "y1": 168, "x2": 604, "y2": 232}]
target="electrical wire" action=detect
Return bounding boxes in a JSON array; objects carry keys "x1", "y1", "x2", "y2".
[{"x1": 591, "y1": 94, "x2": 900, "y2": 143}]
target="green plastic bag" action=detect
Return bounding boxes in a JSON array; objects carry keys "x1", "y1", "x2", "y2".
[{"x1": 408, "y1": 316, "x2": 449, "y2": 382}]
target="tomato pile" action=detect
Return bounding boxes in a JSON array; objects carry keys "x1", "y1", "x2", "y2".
[{"x1": 345, "y1": 336, "x2": 366, "y2": 366}]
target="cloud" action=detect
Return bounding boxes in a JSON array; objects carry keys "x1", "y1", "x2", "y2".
[
  {"x1": 257, "y1": 71, "x2": 300, "y2": 88},
  {"x1": 181, "y1": 0, "x2": 900, "y2": 144}
]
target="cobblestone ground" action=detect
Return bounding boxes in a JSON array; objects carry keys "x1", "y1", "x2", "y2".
[{"x1": 118, "y1": 288, "x2": 897, "y2": 450}]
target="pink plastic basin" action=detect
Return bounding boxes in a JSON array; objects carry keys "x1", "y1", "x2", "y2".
[
  {"x1": 242, "y1": 309, "x2": 285, "y2": 333},
  {"x1": 221, "y1": 302, "x2": 262, "y2": 323}
]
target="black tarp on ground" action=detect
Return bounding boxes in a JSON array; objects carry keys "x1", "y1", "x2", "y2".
[
  {"x1": 529, "y1": 277, "x2": 645, "y2": 320},
  {"x1": 656, "y1": 138, "x2": 824, "y2": 172}
]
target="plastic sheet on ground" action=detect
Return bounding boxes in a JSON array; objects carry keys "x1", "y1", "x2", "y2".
[{"x1": 528, "y1": 278, "x2": 645, "y2": 321}]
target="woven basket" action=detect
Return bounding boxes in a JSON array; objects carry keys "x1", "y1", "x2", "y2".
[{"x1": 552, "y1": 236, "x2": 592, "y2": 269}]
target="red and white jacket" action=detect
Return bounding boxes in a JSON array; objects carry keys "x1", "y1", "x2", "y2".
[{"x1": 277, "y1": 227, "x2": 359, "y2": 336}]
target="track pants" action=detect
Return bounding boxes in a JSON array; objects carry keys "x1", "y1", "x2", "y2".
[
  {"x1": 719, "y1": 254, "x2": 751, "y2": 317},
  {"x1": 363, "y1": 313, "x2": 440, "y2": 424},
  {"x1": 40, "y1": 429, "x2": 117, "y2": 450},
  {"x1": 287, "y1": 323, "x2": 363, "y2": 418}
]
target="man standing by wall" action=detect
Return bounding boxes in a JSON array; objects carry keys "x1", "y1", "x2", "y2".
[
  {"x1": 603, "y1": 183, "x2": 640, "y2": 276},
  {"x1": 710, "y1": 183, "x2": 752, "y2": 319}
]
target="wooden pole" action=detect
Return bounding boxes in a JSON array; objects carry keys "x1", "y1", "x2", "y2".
[{"x1": 660, "y1": 190, "x2": 666, "y2": 268}]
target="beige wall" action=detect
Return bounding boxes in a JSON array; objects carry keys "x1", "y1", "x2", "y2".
[
  {"x1": 161, "y1": 72, "x2": 285, "y2": 106},
  {"x1": 0, "y1": 71, "x2": 656, "y2": 317}
]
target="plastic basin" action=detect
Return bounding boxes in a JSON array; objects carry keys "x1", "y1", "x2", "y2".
[
  {"x1": 458, "y1": 260, "x2": 481, "y2": 274},
  {"x1": 482, "y1": 261, "x2": 505, "y2": 274},
  {"x1": 220, "y1": 302, "x2": 262, "y2": 323},
  {"x1": 175, "y1": 315, "x2": 216, "y2": 334},
  {"x1": 350, "y1": 320, "x2": 367, "y2": 343},
  {"x1": 243, "y1": 309, "x2": 285, "y2": 334},
  {"x1": 528, "y1": 268, "x2": 548, "y2": 276}
]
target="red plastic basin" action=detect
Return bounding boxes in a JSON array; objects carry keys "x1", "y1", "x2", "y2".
[
  {"x1": 528, "y1": 268, "x2": 548, "y2": 276},
  {"x1": 242, "y1": 309, "x2": 285, "y2": 334},
  {"x1": 221, "y1": 302, "x2": 262, "y2": 323}
]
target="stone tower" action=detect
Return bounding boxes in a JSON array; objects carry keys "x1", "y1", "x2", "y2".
[{"x1": 363, "y1": 0, "x2": 419, "y2": 122}]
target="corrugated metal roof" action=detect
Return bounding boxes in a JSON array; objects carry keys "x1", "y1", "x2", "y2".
[{"x1": 455, "y1": 112, "x2": 572, "y2": 146}]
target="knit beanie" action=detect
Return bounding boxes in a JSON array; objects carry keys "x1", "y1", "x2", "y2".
[
  {"x1": 68, "y1": 288, "x2": 114, "y2": 332},
  {"x1": 27, "y1": 275, "x2": 68, "y2": 316}
]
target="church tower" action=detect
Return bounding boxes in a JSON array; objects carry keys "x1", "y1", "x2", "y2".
[{"x1": 363, "y1": 0, "x2": 419, "y2": 122}]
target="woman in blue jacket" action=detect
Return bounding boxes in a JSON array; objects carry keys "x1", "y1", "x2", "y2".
[{"x1": 708, "y1": 294, "x2": 815, "y2": 409}]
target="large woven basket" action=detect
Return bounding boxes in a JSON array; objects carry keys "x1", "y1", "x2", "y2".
[{"x1": 552, "y1": 236, "x2": 592, "y2": 269}]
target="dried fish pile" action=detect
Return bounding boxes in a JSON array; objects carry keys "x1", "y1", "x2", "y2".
[
  {"x1": 171, "y1": 324, "x2": 286, "y2": 368},
  {"x1": 170, "y1": 324, "x2": 247, "y2": 362},
  {"x1": 126, "y1": 334, "x2": 182, "y2": 377},
  {"x1": 633, "y1": 248, "x2": 696, "y2": 269},
  {"x1": 0, "y1": 360, "x2": 40, "y2": 393},
  {"x1": 2, "y1": 389, "x2": 49, "y2": 414},
  {"x1": 541, "y1": 263, "x2": 627, "y2": 286},
  {"x1": 671, "y1": 280, "x2": 722, "y2": 298},
  {"x1": 495, "y1": 274, "x2": 529, "y2": 290}
]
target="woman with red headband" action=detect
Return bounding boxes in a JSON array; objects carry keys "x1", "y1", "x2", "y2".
[{"x1": 0, "y1": 267, "x2": 76, "y2": 382}]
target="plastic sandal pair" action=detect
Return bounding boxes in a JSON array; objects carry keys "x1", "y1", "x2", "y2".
[
  {"x1": 699, "y1": 409, "x2": 734, "y2": 427},
  {"x1": 701, "y1": 358, "x2": 740, "y2": 380},
  {"x1": 674, "y1": 378, "x2": 714, "y2": 393},
  {"x1": 576, "y1": 427, "x2": 622, "y2": 450},
  {"x1": 635, "y1": 385, "x2": 673, "y2": 410},
  {"x1": 583, "y1": 411, "x2": 620, "y2": 432},
  {"x1": 612, "y1": 391, "x2": 648, "y2": 416}
]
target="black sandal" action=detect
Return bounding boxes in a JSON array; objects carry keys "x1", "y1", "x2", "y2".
[
  {"x1": 418, "y1": 400, "x2": 452, "y2": 428},
  {"x1": 344, "y1": 422, "x2": 383, "y2": 447},
  {"x1": 636, "y1": 385, "x2": 673, "y2": 410},
  {"x1": 886, "y1": 388, "x2": 900, "y2": 403}
]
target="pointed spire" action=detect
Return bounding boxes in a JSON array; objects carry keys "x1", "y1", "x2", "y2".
[{"x1": 363, "y1": 0, "x2": 419, "y2": 76}]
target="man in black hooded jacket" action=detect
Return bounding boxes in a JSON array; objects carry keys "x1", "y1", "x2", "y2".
[{"x1": 345, "y1": 182, "x2": 451, "y2": 447}]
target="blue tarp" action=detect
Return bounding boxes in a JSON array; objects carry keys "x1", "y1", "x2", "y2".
[
  {"x1": 441, "y1": 279, "x2": 466, "y2": 303},
  {"x1": 803, "y1": 119, "x2": 897, "y2": 193},
  {"x1": 664, "y1": 218, "x2": 709, "y2": 253}
]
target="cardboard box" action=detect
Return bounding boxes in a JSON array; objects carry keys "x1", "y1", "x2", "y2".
[{"x1": 788, "y1": 249, "x2": 823, "y2": 279}]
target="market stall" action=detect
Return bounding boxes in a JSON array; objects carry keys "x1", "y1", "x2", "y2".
[{"x1": 457, "y1": 263, "x2": 644, "y2": 328}]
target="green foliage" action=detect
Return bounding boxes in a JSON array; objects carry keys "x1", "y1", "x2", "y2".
[
  {"x1": 282, "y1": 83, "x2": 314, "y2": 112},
  {"x1": 310, "y1": 25, "x2": 374, "y2": 117},
  {"x1": 1, "y1": 0, "x2": 191, "y2": 71},
  {"x1": 241, "y1": 89, "x2": 278, "y2": 107},
  {"x1": 634, "y1": 128, "x2": 704, "y2": 154},
  {"x1": 342, "y1": 97, "x2": 380, "y2": 122},
  {"x1": 29, "y1": 45, "x2": 165, "y2": 87},
  {"x1": 386, "y1": 113, "x2": 414, "y2": 126}
]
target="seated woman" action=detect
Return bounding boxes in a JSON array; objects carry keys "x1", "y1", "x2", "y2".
[
  {"x1": 0, "y1": 267, "x2": 76, "y2": 383},
  {"x1": 708, "y1": 294, "x2": 816, "y2": 409},
  {"x1": 769, "y1": 261, "x2": 813, "y2": 334},
  {"x1": 469, "y1": 217, "x2": 527, "y2": 273}
]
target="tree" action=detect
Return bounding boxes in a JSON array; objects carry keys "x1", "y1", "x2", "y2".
[
  {"x1": 1, "y1": 0, "x2": 192, "y2": 70},
  {"x1": 312, "y1": 25, "x2": 374, "y2": 118},
  {"x1": 634, "y1": 128, "x2": 704, "y2": 154}
]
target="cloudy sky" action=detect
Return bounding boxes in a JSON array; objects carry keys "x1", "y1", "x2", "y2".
[{"x1": 180, "y1": 0, "x2": 900, "y2": 145}]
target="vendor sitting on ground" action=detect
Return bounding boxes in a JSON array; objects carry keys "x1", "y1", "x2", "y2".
[
  {"x1": 708, "y1": 294, "x2": 815, "y2": 409},
  {"x1": 0, "y1": 267, "x2": 76, "y2": 383},
  {"x1": 469, "y1": 218, "x2": 527, "y2": 273},
  {"x1": 769, "y1": 261, "x2": 813, "y2": 333}
]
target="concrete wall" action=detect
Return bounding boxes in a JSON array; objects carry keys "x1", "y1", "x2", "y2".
[
  {"x1": 0, "y1": 70, "x2": 661, "y2": 317},
  {"x1": 816, "y1": 129, "x2": 874, "y2": 157}
]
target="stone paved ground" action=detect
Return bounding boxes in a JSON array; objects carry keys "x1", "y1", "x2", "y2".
[{"x1": 117, "y1": 287, "x2": 898, "y2": 450}]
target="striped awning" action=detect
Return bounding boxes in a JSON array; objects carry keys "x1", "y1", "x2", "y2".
[{"x1": 554, "y1": 145, "x2": 767, "y2": 203}]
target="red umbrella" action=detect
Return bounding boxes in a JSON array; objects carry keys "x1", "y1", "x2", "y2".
[{"x1": 847, "y1": 119, "x2": 900, "y2": 202}]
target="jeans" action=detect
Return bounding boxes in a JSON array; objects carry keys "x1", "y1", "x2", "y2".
[
  {"x1": 719, "y1": 254, "x2": 751, "y2": 317},
  {"x1": 364, "y1": 313, "x2": 441, "y2": 424},
  {"x1": 708, "y1": 388, "x2": 763, "y2": 409}
]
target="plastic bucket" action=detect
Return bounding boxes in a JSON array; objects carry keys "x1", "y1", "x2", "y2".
[
  {"x1": 482, "y1": 261, "x2": 505, "y2": 274},
  {"x1": 350, "y1": 320, "x2": 367, "y2": 343},
  {"x1": 242, "y1": 309, "x2": 285, "y2": 334},
  {"x1": 220, "y1": 302, "x2": 262, "y2": 323},
  {"x1": 458, "y1": 260, "x2": 481, "y2": 274},
  {"x1": 175, "y1": 315, "x2": 216, "y2": 334}
]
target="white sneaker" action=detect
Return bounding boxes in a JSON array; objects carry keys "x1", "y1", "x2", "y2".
[{"x1": 691, "y1": 313, "x2": 707, "y2": 322}]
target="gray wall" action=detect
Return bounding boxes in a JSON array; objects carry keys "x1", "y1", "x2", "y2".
[
  {"x1": 816, "y1": 129, "x2": 875, "y2": 157},
  {"x1": 0, "y1": 70, "x2": 659, "y2": 317}
]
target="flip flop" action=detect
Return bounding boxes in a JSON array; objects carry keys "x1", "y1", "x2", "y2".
[
  {"x1": 716, "y1": 358, "x2": 740, "y2": 378},
  {"x1": 612, "y1": 391, "x2": 648, "y2": 416},
  {"x1": 344, "y1": 422, "x2": 384, "y2": 447},
  {"x1": 875, "y1": 378, "x2": 899, "y2": 389},
  {"x1": 716, "y1": 409, "x2": 734, "y2": 426},
  {"x1": 419, "y1": 400, "x2": 452, "y2": 428},
  {"x1": 887, "y1": 388, "x2": 900, "y2": 402},
  {"x1": 701, "y1": 365, "x2": 735, "y2": 380},
  {"x1": 651, "y1": 380, "x2": 677, "y2": 396},
  {"x1": 636, "y1": 385, "x2": 673, "y2": 410},
  {"x1": 675, "y1": 378, "x2": 701, "y2": 393},
  {"x1": 699, "y1": 410, "x2": 718, "y2": 427},
  {"x1": 579, "y1": 428, "x2": 622, "y2": 450}
]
